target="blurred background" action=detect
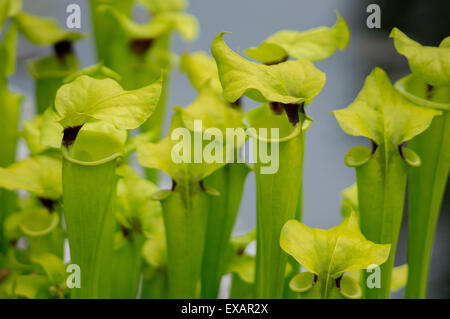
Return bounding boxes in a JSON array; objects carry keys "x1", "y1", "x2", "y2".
[{"x1": 8, "y1": 0, "x2": 449, "y2": 298}]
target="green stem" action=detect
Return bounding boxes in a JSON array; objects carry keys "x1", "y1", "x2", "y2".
[
  {"x1": 110, "y1": 236, "x2": 145, "y2": 298},
  {"x1": 253, "y1": 125, "x2": 305, "y2": 298},
  {"x1": 162, "y1": 184, "x2": 210, "y2": 298},
  {"x1": 35, "y1": 77, "x2": 65, "y2": 114},
  {"x1": 405, "y1": 111, "x2": 450, "y2": 298},
  {"x1": 0, "y1": 190, "x2": 17, "y2": 253},
  {"x1": 283, "y1": 133, "x2": 305, "y2": 299},
  {"x1": 141, "y1": 268, "x2": 169, "y2": 299},
  {"x1": 89, "y1": 0, "x2": 132, "y2": 68},
  {"x1": 0, "y1": 85, "x2": 21, "y2": 254},
  {"x1": 201, "y1": 163, "x2": 249, "y2": 298},
  {"x1": 229, "y1": 274, "x2": 253, "y2": 299},
  {"x1": 356, "y1": 145, "x2": 407, "y2": 299},
  {"x1": 62, "y1": 157, "x2": 117, "y2": 299}
]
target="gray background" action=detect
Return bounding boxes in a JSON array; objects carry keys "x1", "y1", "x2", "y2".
[{"x1": 8, "y1": 0, "x2": 449, "y2": 298}]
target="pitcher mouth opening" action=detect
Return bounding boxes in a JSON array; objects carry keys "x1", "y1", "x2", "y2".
[
  {"x1": 243, "y1": 104, "x2": 311, "y2": 143},
  {"x1": 269, "y1": 102, "x2": 302, "y2": 126},
  {"x1": 62, "y1": 146, "x2": 122, "y2": 166},
  {"x1": 62, "y1": 125, "x2": 82, "y2": 147},
  {"x1": 129, "y1": 38, "x2": 154, "y2": 56},
  {"x1": 54, "y1": 40, "x2": 74, "y2": 61},
  {"x1": 61, "y1": 122, "x2": 126, "y2": 166},
  {"x1": 394, "y1": 74, "x2": 450, "y2": 111}
]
